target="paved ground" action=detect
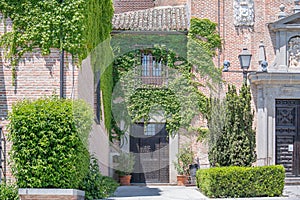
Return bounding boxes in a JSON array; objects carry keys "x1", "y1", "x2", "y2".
[{"x1": 107, "y1": 185, "x2": 300, "y2": 200}]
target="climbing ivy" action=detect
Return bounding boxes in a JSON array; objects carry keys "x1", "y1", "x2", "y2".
[
  {"x1": 0, "y1": 0, "x2": 114, "y2": 131},
  {"x1": 188, "y1": 18, "x2": 222, "y2": 84},
  {"x1": 0, "y1": 0, "x2": 113, "y2": 63},
  {"x1": 111, "y1": 18, "x2": 222, "y2": 139}
]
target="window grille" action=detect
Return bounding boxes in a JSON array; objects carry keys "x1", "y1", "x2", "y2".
[{"x1": 135, "y1": 51, "x2": 168, "y2": 87}]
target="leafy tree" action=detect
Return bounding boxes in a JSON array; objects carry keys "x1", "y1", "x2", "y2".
[{"x1": 207, "y1": 84, "x2": 256, "y2": 167}]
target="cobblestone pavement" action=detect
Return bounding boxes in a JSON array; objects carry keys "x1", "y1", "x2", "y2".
[{"x1": 107, "y1": 185, "x2": 300, "y2": 200}]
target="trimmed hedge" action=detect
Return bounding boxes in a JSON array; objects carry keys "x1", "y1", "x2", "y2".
[
  {"x1": 8, "y1": 97, "x2": 93, "y2": 189},
  {"x1": 196, "y1": 165, "x2": 285, "y2": 198}
]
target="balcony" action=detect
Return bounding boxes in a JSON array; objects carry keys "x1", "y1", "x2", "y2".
[{"x1": 134, "y1": 54, "x2": 168, "y2": 88}]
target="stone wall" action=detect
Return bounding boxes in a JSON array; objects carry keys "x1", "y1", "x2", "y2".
[{"x1": 19, "y1": 189, "x2": 85, "y2": 200}]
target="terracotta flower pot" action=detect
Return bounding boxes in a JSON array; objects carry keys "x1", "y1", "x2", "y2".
[
  {"x1": 177, "y1": 175, "x2": 188, "y2": 186},
  {"x1": 119, "y1": 175, "x2": 132, "y2": 186}
]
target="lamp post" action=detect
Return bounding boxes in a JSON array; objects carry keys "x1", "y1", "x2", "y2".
[
  {"x1": 238, "y1": 48, "x2": 252, "y2": 83},
  {"x1": 222, "y1": 47, "x2": 267, "y2": 84}
]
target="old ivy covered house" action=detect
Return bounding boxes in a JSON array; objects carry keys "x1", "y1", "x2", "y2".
[
  {"x1": 111, "y1": 4, "x2": 191, "y2": 184},
  {"x1": 112, "y1": 0, "x2": 300, "y2": 184},
  {"x1": 1, "y1": 0, "x2": 300, "y2": 185},
  {"x1": 111, "y1": 0, "x2": 221, "y2": 184}
]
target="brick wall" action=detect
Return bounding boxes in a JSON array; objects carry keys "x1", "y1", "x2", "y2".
[
  {"x1": 155, "y1": 0, "x2": 187, "y2": 6},
  {"x1": 113, "y1": 0, "x2": 189, "y2": 13},
  {"x1": 113, "y1": 0, "x2": 155, "y2": 13},
  {"x1": 188, "y1": 0, "x2": 297, "y2": 167},
  {"x1": 0, "y1": 11, "x2": 112, "y2": 180},
  {"x1": 191, "y1": 0, "x2": 295, "y2": 88}
]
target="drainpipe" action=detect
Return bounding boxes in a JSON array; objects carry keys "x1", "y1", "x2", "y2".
[{"x1": 60, "y1": 0, "x2": 64, "y2": 98}]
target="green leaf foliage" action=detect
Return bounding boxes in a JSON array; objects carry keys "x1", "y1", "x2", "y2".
[
  {"x1": 0, "y1": 0, "x2": 113, "y2": 64},
  {"x1": 7, "y1": 97, "x2": 93, "y2": 189},
  {"x1": 207, "y1": 84, "x2": 256, "y2": 167},
  {"x1": 197, "y1": 165, "x2": 285, "y2": 198},
  {"x1": 80, "y1": 156, "x2": 119, "y2": 200},
  {"x1": 111, "y1": 18, "x2": 222, "y2": 139},
  {"x1": 188, "y1": 18, "x2": 222, "y2": 84},
  {"x1": 112, "y1": 46, "x2": 209, "y2": 138},
  {"x1": 0, "y1": 0, "x2": 114, "y2": 141},
  {"x1": 114, "y1": 152, "x2": 135, "y2": 176},
  {"x1": 0, "y1": 183, "x2": 18, "y2": 200},
  {"x1": 173, "y1": 147, "x2": 193, "y2": 175}
]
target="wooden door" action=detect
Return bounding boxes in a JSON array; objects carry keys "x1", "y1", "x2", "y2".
[{"x1": 275, "y1": 99, "x2": 300, "y2": 176}]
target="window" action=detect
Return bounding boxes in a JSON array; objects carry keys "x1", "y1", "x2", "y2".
[
  {"x1": 144, "y1": 124, "x2": 156, "y2": 136},
  {"x1": 94, "y1": 70, "x2": 101, "y2": 123},
  {"x1": 141, "y1": 53, "x2": 162, "y2": 77}
]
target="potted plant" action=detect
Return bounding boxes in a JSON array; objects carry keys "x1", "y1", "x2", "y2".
[
  {"x1": 173, "y1": 147, "x2": 193, "y2": 186},
  {"x1": 115, "y1": 151, "x2": 135, "y2": 186}
]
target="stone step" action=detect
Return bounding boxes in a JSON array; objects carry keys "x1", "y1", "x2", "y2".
[{"x1": 285, "y1": 177, "x2": 300, "y2": 185}]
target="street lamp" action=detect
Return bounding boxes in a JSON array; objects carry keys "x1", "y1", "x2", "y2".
[
  {"x1": 238, "y1": 48, "x2": 252, "y2": 83},
  {"x1": 222, "y1": 47, "x2": 268, "y2": 84},
  {"x1": 238, "y1": 48, "x2": 252, "y2": 70}
]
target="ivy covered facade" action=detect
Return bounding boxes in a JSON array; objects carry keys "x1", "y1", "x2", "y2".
[
  {"x1": 0, "y1": 0, "x2": 114, "y2": 180},
  {"x1": 111, "y1": 4, "x2": 221, "y2": 183}
]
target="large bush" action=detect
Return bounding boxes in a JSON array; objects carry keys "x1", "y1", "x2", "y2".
[
  {"x1": 80, "y1": 156, "x2": 119, "y2": 200},
  {"x1": 0, "y1": 183, "x2": 18, "y2": 200},
  {"x1": 197, "y1": 165, "x2": 285, "y2": 198},
  {"x1": 8, "y1": 97, "x2": 93, "y2": 189}
]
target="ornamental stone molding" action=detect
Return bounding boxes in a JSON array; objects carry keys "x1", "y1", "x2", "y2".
[
  {"x1": 268, "y1": 12, "x2": 300, "y2": 72},
  {"x1": 233, "y1": 0, "x2": 255, "y2": 27},
  {"x1": 288, "y1": 36, "x2": 300, "y2": 68}
]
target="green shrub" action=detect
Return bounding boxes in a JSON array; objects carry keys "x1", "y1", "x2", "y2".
[
  {"x1": 0, "y1": 183, "x2": 18, "y2": 200},
  {"x1": 8, "y1": 97, "x2": 93, "y2": 189},
  {"x1": 81, "y1": 156, "x2": 119, "y2": 200},
  {"x1": 197, "y1": 165, "x2": 285, "y2": 198},
  {"x1": 207, "y1": 85, "x2": 256, "y2": 167}
]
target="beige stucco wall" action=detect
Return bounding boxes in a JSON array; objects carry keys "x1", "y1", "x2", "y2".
[{"x1": 78, "y1": 56, "x2": 110, "y2": 176}]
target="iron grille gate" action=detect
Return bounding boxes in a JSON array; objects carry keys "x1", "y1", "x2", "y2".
[
  {"x1": 275, "y1": 99, "x2": 300, "y2": 177},
  {"x1": 130, "y1": 123, "x2": 169, "y2": 183},
  {"x1": 0, "y1": 126, "x2": 6, "y2": 183}
]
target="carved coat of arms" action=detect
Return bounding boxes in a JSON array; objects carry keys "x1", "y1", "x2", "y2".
[{"x1": 233, "y1": 0, "x2": 255, "y2": 27}]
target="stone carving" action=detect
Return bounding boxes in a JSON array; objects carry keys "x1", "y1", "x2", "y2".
[
  {"x1": 233, "y1": 0, "x2": 255, "y2": 26},
  {"x1": 288, "y1": 36, "x2": 300, "y2": 68}
]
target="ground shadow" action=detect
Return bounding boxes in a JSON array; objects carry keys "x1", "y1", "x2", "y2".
[{"x1": 112, "y1": 186, "x2": 162, "y2": 198}]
